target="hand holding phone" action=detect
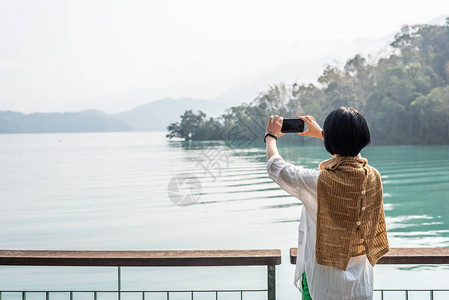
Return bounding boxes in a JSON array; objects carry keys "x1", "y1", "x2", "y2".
[
  {"x1": 298, "y1": 115, "x2": 324, "y2": 140},
  {"x1": 265, "y1": 115, "x2": 286, "y2": 138}
]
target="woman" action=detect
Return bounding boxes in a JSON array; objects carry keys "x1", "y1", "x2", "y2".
[{"x1": 265, "y1": 107, "x2": 389, "y2": 300}]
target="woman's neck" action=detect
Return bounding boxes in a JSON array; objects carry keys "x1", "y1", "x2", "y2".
[{"x1": 331, "y1": 153, "x2": 361, "y2": 158}]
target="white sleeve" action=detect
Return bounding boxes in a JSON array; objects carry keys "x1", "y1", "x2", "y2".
[{"x1": 267, "y1": 154, "x2": 319, "y2": 211}]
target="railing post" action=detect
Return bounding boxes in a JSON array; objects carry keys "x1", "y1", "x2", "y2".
[
  {"x1": 267, "y1": 265, "x2": 276, "y2": 300},
  {"x1": 118, "y1": 266, "x2": 121, "y2": 300}
]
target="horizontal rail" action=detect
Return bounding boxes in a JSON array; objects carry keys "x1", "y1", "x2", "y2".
[
  {"x1": 0, "y1": 249, "x2": 281, "y2": 267},
  {"x1": 290, "y1": 247, "x2": 449, "y2": 264},
  {"x1": 374, "y1": 289, "x2": 449, "y2": 291},
  {"x1": 0, "y1": 290, "x2": 268, "y2": 293},
  {"x1": 2, "y1": 289, "x2": 448, "y2": 292}
]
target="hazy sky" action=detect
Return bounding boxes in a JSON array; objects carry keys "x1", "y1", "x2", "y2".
[{"x1": 1, "y1": 0, "x2": 448, "y2": 113}]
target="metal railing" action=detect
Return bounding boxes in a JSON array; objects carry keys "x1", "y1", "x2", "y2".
[
  {"x1": 0, "y1": 249, "x2": 281, "y2": 300},
  {"x1": 1, "y1": 248, "x2": 448, "y2": 300},
  {"x1": 290, "y1": 247, "x2": 449, "y2": 300}
]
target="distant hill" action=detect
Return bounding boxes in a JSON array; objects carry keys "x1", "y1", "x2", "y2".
[
  {"x1": 0, "y1": 110, "x2": 132, "y2": 133},
  {"x1": 112, "y1": 97, "x2": 231, "y2": 131},
  {"x1": 0, "y1": 98, "x2": 233, "y2": 133},
  {"x1": 213, "y1": 15, "x2": 449, "y2": 105},
  {"x1": 170, "y1": 22, "x2": 449, "y2": 145}
]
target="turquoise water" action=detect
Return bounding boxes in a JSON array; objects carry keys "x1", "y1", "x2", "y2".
[{"x1": 0, "y1": 132, "x2": 448, "y2": 299}]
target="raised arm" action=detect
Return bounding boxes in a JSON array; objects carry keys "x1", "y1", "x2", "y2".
[
  {"x1": 265, "y1": 115, "x2": 322, "y2": 213},
  {"x1": 265, "y1": 115, "x2": 285, "y2": 160}
]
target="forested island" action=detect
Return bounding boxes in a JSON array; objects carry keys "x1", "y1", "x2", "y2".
[{"x1": 167, "y1": 21, "x2": 449, "y2": 145}]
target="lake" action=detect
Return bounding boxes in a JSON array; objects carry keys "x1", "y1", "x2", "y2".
[{"x1": 0, "y1": 132, "x2": 448, "y2": 299}]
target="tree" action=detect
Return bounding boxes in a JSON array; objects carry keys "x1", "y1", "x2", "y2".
[
  {"x1": 166, "y1": 110, "x2": 207, "y2": 140},
  {"x1": 167, "y1": 23, "x2": 449, "y2": 145},
  {"x1": 411, "y1": 86, "x2": 449, "y2": 142}
]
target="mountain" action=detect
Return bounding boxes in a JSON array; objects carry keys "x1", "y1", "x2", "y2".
[
  {"x1": 0, "y1": 97, "x2": 232, "y2": 133},
  {"x1": 112, "y1": 97, "x2": 231, "y2": 131},
  {"x1": 213, "y1": 39, "x2": 395, "y2": 105},
  {"x1": 428, "y1": 15, "x2": 449, "y2": 25},
  {"x1": 0, "y1": 110, "x2": 132, "y2": 133},
  {"x1": 213, "y1": 15, "x2": 449, "y2": 105},
  {"x1": 213, "y1": 61, "x2": 326, "y2": 104},
  {"x1": 58, "y1": 89, "x2": 168, "y2": 114}
]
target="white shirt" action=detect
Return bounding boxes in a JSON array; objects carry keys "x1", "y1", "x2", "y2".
[{"x1": 267, "y1": 154, "x2": 374, "y2": 300}]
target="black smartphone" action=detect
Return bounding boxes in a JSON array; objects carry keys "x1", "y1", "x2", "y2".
[{"x1": 281, "y1": 118, "x2": 305, "y2": 133}]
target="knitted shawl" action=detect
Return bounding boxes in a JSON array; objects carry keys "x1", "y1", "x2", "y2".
[{"x1": 315, "y1": 155, "x2": 389, "y2": 271}]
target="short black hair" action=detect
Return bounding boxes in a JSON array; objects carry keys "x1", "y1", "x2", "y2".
[{"x1": 323, "y1": 107, "x2": 371, "y2": 157}]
